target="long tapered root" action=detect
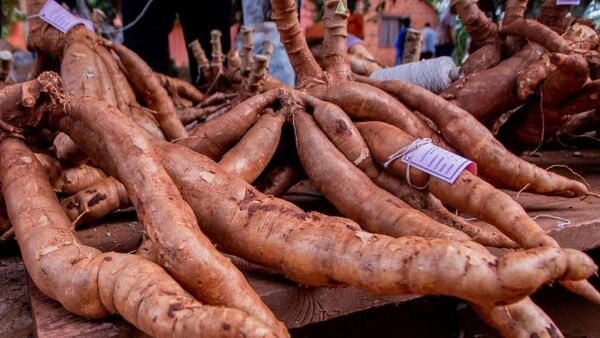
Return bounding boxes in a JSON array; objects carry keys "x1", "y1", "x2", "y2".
[
  {"x1": 0, "y1": 136, "x2": 278, "y2": 338},
  {"x1": 154, "y1": 140, "x2": 596, "y2": 306}
]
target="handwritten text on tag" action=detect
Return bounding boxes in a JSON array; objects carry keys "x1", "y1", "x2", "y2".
[
  {"x1": 39, "y1": 0, "x2": 93, "y2": 33},
  {"x1": 401, "y1": 142, "x2": 477, "y2": 184}
]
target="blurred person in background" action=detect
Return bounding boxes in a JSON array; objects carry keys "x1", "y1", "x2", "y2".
[
  {"x1": 435, "y1": 9, "x2": 455, "y2": 57},
  {"x1": 121, "y1": 0, "x2": 232, "y2": 82},
  {"x1": 421, "y1": 22, "x2": 436, "y2": 59},
  {"x1": 393, "y1": 17, "x2": 410, "y2": 65}
]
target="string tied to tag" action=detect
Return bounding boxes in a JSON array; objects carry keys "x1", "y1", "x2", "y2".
[
  {"x1": 383, "y1": 138, "x2": 432, "y2": 190},
  {"x1": 532, "y1": 214, "x2": 571, "y2": 229},
  {"x1": 462, "y1": 214, "x2": 571, "y2": 229}
]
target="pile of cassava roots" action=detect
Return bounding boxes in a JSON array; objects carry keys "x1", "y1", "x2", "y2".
[{"x1": 0, "y1": 0, "x2": 599, "y2": 337}]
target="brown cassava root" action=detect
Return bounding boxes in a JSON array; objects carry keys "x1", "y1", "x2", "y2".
[
  {"x1": 9, "y1": 73, "x2": 595, "y2": 325},
  {"x1": 61, "y1": 176, "x2": 129, "y2": 225},
  {"x1": 171, "y1": 1, "x2": 600, "y2": 334},
  {"x1": 219, "y1": 110, "x2": 286, "y2": 183},
  {"x1": 35, "y1": 153, "x2": 107, "y2": 194},
  {"x1": 17, "y1": 0, "x2": 600, "y2": 335},
  {"x1": 441, "y1": 0, "x2": 599, "y2": 149},
  {"x1": 43, "y1": 93, "x2": 288, "y2": 336},
  {"x1": 304, "y1": 96, "x2": 516, "y2": 248},
  {"x1": 106, "y1": 42, "x2": 188, "y2": 140},
  {"x1": 155, "y1": 139, "x2": 594, "y2": 305},
  {"x1": 357, "y1": 121, "x2": 557, "y2": 248},
  {"x1": 0, "y1": 135, "x2": 277, "y2": 338},
  {"x1": 358, "y1": 77, "x2": 591, "y2": 198}
]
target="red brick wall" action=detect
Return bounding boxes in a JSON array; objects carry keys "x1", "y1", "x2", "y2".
[{"x1": 363, "y1": 0, "x2": 438, "y2": 66}]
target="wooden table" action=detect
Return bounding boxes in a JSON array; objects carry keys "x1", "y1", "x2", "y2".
[{"x1": 28, "y1": 149, "x2": 600, "y2": 338}]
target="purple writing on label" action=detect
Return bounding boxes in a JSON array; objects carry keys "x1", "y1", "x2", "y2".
[{"x1": 401, "y1": 141, "x2": 476, "y2": 184}]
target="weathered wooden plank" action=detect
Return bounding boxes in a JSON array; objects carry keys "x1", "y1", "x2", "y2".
[{"x1": 472, "y1": 175, "x2": 600, "y2": 251}]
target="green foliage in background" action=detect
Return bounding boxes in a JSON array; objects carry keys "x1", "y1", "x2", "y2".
[
  {"x1": 2, "y1": 0, "x2": 26, "y2": 38},
  {"x1": 454, "y1": 22, "x2": 468, "y2": 65},
  {"x1": 86, "y1": 0, "x2": 117, "y2": 20}
]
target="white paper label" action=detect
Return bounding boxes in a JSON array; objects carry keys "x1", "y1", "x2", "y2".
[
  {"x1": 556, "y1": 0, "x2": 580, "y2": 5},
  {"x1": 38, "y1": 0, "x2": 93, "y2": 33},
  {"x1": 401, "y1": 142, "x2": 477, "y2": 184}
]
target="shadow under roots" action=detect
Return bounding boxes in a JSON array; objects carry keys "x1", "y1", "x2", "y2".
[{"x1": 291, "y1": 248, "x2": 600, "y2": 338}]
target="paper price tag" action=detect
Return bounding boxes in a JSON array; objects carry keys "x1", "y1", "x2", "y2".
[
  {"x1": 556, "y1": 0, "x2": 580, "y2": 5},
  {"x1": 401, "y1": 142, "x2": 477, "y2": 184},
  {"x1": 38, "y1": 0, "x2": 93, "y2": 33}
]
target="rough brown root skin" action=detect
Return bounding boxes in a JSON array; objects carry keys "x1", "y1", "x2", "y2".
[
  {"x1": 356, "y1": 121, "x2": 551, "y2": 248},
  {"x1": 25, "y1": 0, "x2": 65, "y2": 58},
  {"x1": 294, "y1": 108, "x2": 471, "y2": 241},
  {"x1": 61, "y1": 176, "x2": 130, "y2": 225},
  {"x1": 558, "y1": 109, "x2": 600, "y2": 136},
  {"x1": 502, "y1": 54, "x2": 590, "y2": 149},
  {"x1": 210, "y1": 30, "x2": 225, "y2": 77},
  {"x1": 200, "y1": 92, "x2": 239, "y2": 108},
  {"x1": 35, "y1": 153, "x2": 107, "y2": 194},
  {"x1": 440, "y1": 43, "x2": 545, "y2": 123},
  {"x1": 461, "y1": 42, "x2": 503, "y2": 75},
  {"x1": 451, "y1": 0, "x2": 498, "y2": 49},
  {"x1": 158, "y1": 73, "x2": 205, "y2": 103},
  {"x1": 96, "y1": 48, "x2": 167, "y2": 140},
  {"x1": 502, "y1": 0, "x2": 529, "y2": 54},
  {"x1": 373, "y1": 172, "x2": 519, "y2": 248},
  {"x1": 228, "y1": 49, "x2": 242, "y2": 69},
  {"x1": 28, "y1": 52, "x2": 55, "y2": 80},
  {"x1": 219, "y1": 110, "x2": 286, "y2": 183},
  {"x1": 270, "y1": 0, "x2": 324, "y2": 87},
  {"x1": 240, "y1": 26, "x2": 255, "y2": 74},
  {"x1": 46, "y1": 95, "x2": 288, "y2": 336},
  {"x1": 152, "y1": 139, "x2": 595, "y2": 306},
  {"x1": 516, "y1": 54, "x2": 553, "y2": 101},
  {"x1": 474, "y1": 298, "x2": 564, "y2": 338},
  {"x1": 559, "y1": 80, "x2": 600, "y2": 116},
  {"x1": 348, "y1": 53, "x2": 382, "y2": 76},
  {"x1": 313, "y1": 81, "x2": 447, "y2": 146},
  {"x1": 94, "y1": 45, "x2": 137, "y2": 117},
  {"x1": 501, "y1": 19, "x2": 573, "y2": 54},
  {"x1": 243, "y1": 55, "x2": 270, "y2": 98},
  {"x1": 322, "y1": 0, "x2": 353, "y2": 81},
  {"x1": 52, "y1": 132, "x2": 88, "y2": 164},
  {"x1": 563, "y1": 23, "x2": 599, "y2": 50},
  {"x1": 60, "y1": 28, "x2": 111, "y2": 101},
  {"x1": 0, "y1": 72, "x2": 56, "y2": 131},
  {"x1": 189, "y1": 39, "x2": 214, "y2": 82},
  {"x1": 0, "y1": 136, "x2": 278, "y2": 338},
  {"x1": 129, "y1": 104, "x2": 166, "y2": 140},
  {"x1": 560, "y1": 280, "x2": 600, "y2": 305},
  {"x1": 305, "y1": 100, "x2": 516, "y2": 248},
  {"x1": 361, "y1": 78, "x2": 591, "y2": 197},
  {"x1": 538, "y1": 1, "x2": 572, "y2": 35},
  {"x1": 178, "y1": 90, "x2": 279, "y2": 159},
  {"x1": 107, "y1": 42, "x2": 187, "y2": 140},
  {"x1": 540, "y1": 53, "x2": 588, "y2": 107},
  {"x1": 503, "y1": 0, "x2": 528, "y2": 26},
  {"x1": 254, "y1": 161, "x2": 304, "y2": 196},
  {"x1": 309, "y1": 98, "x2": 376, "y2": 175},
  {"x1": 177, "y1": 103, "x2": 230, "y2": 125},
  {"x1": 53, "y1": 163, "x2": 106, "y2": 194}
]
